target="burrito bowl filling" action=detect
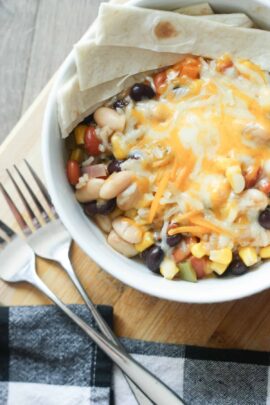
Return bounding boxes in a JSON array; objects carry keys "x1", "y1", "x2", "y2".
[{"x1": 66, "y1": 55, "x2": 270, "y2": 282}]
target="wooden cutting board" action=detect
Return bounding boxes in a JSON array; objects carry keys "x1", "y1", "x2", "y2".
[{"x1": 1, "y1": 23, "x2": 270, "y2": 354}]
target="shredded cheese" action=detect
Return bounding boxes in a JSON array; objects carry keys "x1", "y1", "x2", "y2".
[
  {"x1": 168, "y1": 225, "x2": 210, "y2": 235},
  {"x1": 174, "y1": 210, "x2": 201, "y2": 223},
  {"x1": 148, "y1": 170, "x2": 170, "y2": 223},
  {"x1": 170, "y1": 157, "x2": 178, "y2": 180},
  {"x1": 190, "y1": 216, "x2": 234, "y2": 237}
]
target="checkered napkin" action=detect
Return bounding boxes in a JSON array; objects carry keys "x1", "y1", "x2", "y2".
[{"x1": 0, "y1": 305, "x2": 269, "y2": 405}]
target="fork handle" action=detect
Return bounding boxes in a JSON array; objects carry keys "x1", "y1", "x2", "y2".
[
  {"x1": 31, "y1": 274, "x2": 184, "y2": 405},
  {"x1": 59, "y1": 257, "x2": 152, "y2": 405}
]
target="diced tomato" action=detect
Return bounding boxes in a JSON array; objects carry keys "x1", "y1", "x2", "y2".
[
  {"x1": 172, "y1": 56, "x2": 201, "y2": 79},
  {"x1": 153, "y1": 71, "x2": 167, "y2": 94},
  {"x1": 84, "y1": 126, "x2": 101, "y2": 156},
  {"x1": 172, "y1": 236, "x2": 197, "y2": 263},
  {"x1": 181, "y1": 64, "x2": 200, "y2": 79},
  {"x1": 67, "y1": 160, "x2": 80, "y2": 185},
  {"x1": 182, "y1": 56, "x2": 200, "y2": 65},
  {"x1": 173, "y1": 246, "x2": 191, "y2": 263},
  {"x1": 190, "y1": 256, "x2": 208, "y2": 279}
]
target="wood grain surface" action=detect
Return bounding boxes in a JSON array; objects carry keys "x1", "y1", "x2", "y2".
[
  {"x1": 0, "y1": 0, "x2": 104, "y2": 143},
  {"x1": 0, "y1": 0, "x2": 270, "y2": 352}
]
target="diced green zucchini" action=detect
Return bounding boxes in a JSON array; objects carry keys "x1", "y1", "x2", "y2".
[{"x1": 178, "y1": 261, "x2": 197, "y2": 283}]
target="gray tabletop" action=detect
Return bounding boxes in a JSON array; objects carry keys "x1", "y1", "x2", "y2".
[{"x1": 0, "y1": 0, "x2": 103, "y2": 144}]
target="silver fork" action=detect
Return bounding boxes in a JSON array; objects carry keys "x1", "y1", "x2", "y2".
[
  {"x1": 0, "y1": 220, "x2": 184, "y2": 404},
  {"x1": 2, "y1": 161, "x2": 148, "y2": 404},
  {"x1": 0, "y1": 161, "x2": 185, "y2": 405}
]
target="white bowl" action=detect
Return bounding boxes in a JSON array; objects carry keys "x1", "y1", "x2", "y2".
[{"x1": 42, "y1": 0, "x2": 270, "y2": 303}]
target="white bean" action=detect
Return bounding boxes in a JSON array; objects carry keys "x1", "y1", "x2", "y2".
[
  {"x1": 94, "y1": 107, "x2": 126, "y2": 132},
  {"x1": 95, "y1": 214, "x2": 112, "y2": 233},
  {"x1": 75, "y1": 178, "x2": 105, "y2": 203},
  {"x1": 112, "y1": 217, "x2": 143, "y2": 244},
  {"x1": 107, "y1": 230, "x2": 137, "y2": 257},
  {"x1": 243, "y1": 122, "x2": 270, "y2": 144},
  {"x1": 99, "y1": 171, "x2": 134, "y2": 200},
  {"x1": 117, "y1": 183, "x2": 140, "y2": 210}
]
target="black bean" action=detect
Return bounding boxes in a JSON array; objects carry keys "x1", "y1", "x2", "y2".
[
  {"x1": 218, "y1": 255, "x2": 248, "y2": 278},
  {"x1": 113, "y1": 99, "x2": 129, "y2": 110},
  {"x1": 81, "y1": 114, "x2": 94, "y2": 125},
  {"x1": 141, "y1": 245, "x2": 164, "y2": 273},
  {"x1": 166, "y1": 234, "x2": 182, "y2": 247},
  {"x1": 107, "y1": 160, "x2": 124, "y2": 174},
  {"x1": 258, "y1": 206, "x2": 270, "y2": 229},
  {"x1": 130, "y1": 83, "x2": 156, "y2": 102},
  {"x1": 226, "y1": 258, "x2": 249, "y2": 276},
  {"x1": 84, "y1": 198, "x2": 116, "y2": 216}
]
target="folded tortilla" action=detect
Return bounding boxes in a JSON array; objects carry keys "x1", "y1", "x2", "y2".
[
  {"x1": 95, "y1": 4, "x2": 270, "y2": 71},
  {"x1": 58, "y1": 3, "x2": 258, "y2": 137},
  {"x1": 198, "y1": 13, "x2": 254, "y2": 28},
  {"x1": 57, "y1": 71, "x2": 155, "y2": 138},
  {"x1": 74, "y1": 3, "x2": 212, "y2": 91},
  {"x1": 75, "y1": 11, "x2": 253, "y2": 91},
  {"x1": 74, "y1": 43, "x2": 184, "y2": 91},
  {"x1": 174, "y1": 3, "x2": 213, "y2": 16}
]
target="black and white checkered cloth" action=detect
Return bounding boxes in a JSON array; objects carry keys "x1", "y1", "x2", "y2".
[{"x1": 0, "y1": 304, "x2": 269, "y2": 405}]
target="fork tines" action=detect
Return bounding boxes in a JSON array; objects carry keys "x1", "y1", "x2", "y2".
[
  {"x1": 0, "y1": 183, "x2": 29, "y2": 233},
  {"x1": 24, "y1": 160, "x2": 53, "y2": 207},
  {"x1": 0, "y1": 220, "x2": 15, "y2": 247},
  {"x1": 0, "y1": 219, "x2": 15, "y2": 238},
  {"x1": 6, "y1": 168, "x2": 39, "y2": 228},
  {"x1": 0, "y1": 160, "x2": 56, "y2": 236}
]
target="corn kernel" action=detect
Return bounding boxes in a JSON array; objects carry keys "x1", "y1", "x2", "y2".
[
  {"x1": 260, "y1": 245, "x2": 270, "y2": 258},
  {"x1": 74, "y1": 125, "x2": 87, "y2": 145},
  {"x1": 191, "y1": 242, "x2": 207, "y2": 258},
  {"x1": 209, "y1": 248, "x2": 232, "y2": 265},
  {"x1": 210, "y1": 261, "x2": 228, "y2": 275},
  {"x1": 239, "y1": 247, "x2": 258, "y2": 266},
  {"x1": 226, "y1": 166, "x2": 245, "y2": 194},
  {"x1": 160, "y1": 258, "x2": 179, "y2": 280},
  {"x1": 70, "y1": 148, "x2": 84, "y2": 163},
  {"x1": 111, "y1": 134, "x2": 128, "y2": 160},
  {"x1": 135, "y1": 232, "x2": 154, "y2": 252},
  {"x1": 204, "y1": 260, "x2": 214, "y2": 275},
  {"x1": 109, "y1": 208, "x2": 123, "y2": 220},
  {"x1": 125, "y1": 209, "x2": 137, "y2": 219}
]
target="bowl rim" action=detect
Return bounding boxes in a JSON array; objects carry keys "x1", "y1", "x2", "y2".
[{"x1": 42, "y1": 0, "x2": 270, "y2": 304}]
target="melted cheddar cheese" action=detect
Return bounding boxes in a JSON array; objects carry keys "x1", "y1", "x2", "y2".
[
  {"x1": 69, "y1": 54, "x2": 270, "y2": 281},
  {"x1": 119, "y1": 55, "x2": 270, "y2": 250}
]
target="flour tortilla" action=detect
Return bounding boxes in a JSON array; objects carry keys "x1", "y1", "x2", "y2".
[
  {"x1": 74, "y1": 43, "x2": 185, "y2": 91},
  {"x1": 60, "y1": 3, "x2": 216, "y2": 133},
  {"x1": 74, "y1": 3, "x2": 213, "y2": 91},
  {"x1": 176, "y1": 2, "x2": 253, "y2": 28},
  {"x1": 58, "y1": 71, "x2": 156, "y2": 138},
  {"x1": 58, "y1": 3, "x2": 259, "y2": 137},
  {"x1": 198, "y1": 13, "x2": 254, "y2": 28},
  {"x1": 95, "y1": 4, "x2": 270, "y2": 71},
  {"x1": 75, "y1": 11, "x2": 252, "y2": 91},
  {"x1": 174, "y1": 3, "x2": 213, "y2": 16}
]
